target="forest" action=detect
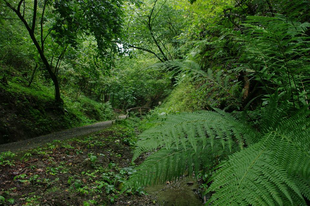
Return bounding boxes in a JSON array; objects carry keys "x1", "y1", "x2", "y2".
[{"x1": 0, "y1": 0, "x2": 310, "y2": 205}]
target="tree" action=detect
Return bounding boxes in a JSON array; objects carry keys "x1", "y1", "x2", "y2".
[
  {"x1": 1, "y1": 0, "x2": 123, "y2": 104},
  {"x1": 122, "y1": 0, "x2": 188, "y2": 62}
]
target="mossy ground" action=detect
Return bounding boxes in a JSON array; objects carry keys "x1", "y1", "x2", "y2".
[{"x1": 0, "y1": 78, "x2": 114, "y2": 144}]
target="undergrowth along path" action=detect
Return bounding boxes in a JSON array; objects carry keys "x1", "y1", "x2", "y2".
[{"x1": 0, "y1": 115, "x2": 127, "y2": 153}]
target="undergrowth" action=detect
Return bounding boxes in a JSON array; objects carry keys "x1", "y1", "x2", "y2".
[
  {"x1": 0, "y1": 121, "x2": 153, "y2": 206},
  {"x1": 0, "y1": 73, "x2": 114, "y2": 144},
  {"x1": 125, "y1": 98, "x2": 310, "y2": 205}
]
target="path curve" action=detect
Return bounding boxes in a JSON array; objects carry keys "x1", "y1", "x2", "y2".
[{"x1": 0, "y1": 115, "x2": 127, "y2": 153}]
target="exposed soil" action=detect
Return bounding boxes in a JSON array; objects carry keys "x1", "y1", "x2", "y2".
[{"x1": 0, "y1": 122, "x2": 158, "y2": 205}]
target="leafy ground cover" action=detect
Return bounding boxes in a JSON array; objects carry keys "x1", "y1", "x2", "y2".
[{"x1": 0, "y1": 121, "x2": 156, "y2": 206}]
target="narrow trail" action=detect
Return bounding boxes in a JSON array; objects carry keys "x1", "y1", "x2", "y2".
[{"x1": 0, "y1": 115, "x2": 127, "y2": 153}]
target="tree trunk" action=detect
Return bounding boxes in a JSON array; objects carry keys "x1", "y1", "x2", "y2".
[
  {"x1": 28, "y1": 63, "x2": 38, "y2": 87},
  {"x1": 4, "y1": 0, "x2": 63, "y2": 105},
  {"x1": 24, "y1": 13, "x2": 63, "y2": 105}
]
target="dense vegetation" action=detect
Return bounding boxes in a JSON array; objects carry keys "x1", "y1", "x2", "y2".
[{"x1": 1, "y1": 0, "x2": 309, "y2": 205}]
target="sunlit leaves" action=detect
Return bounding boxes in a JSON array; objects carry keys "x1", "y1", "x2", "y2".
[{"x1": 51, "y1": 0, "x2": 123, "y2": 55}]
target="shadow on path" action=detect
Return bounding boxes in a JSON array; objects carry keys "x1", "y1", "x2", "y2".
[{"x1": 0, "y1": 115, "x2": 127, "y2": 153}]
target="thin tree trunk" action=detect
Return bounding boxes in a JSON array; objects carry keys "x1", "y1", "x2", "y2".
[
  {"x1": 4, "y1": 0, "x2": 62, "y2": 105},
  {"x1": 147, "y1": 0, "x2": 168, "y2": 62},
  {"x1": 243, "y1": 73, "x2": 250, "y2": 101},
  {"x1": 28, "y1": 63, "x2": 38, "y2": 87}
]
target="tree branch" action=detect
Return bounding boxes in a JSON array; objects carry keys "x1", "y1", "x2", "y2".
[
  {"x1": 28, "y1": 63, "x2": 38, "y2": 87},
  {"x1": 41, "y1": 0, "x2": 47, "y2": 52},
  {"x1": 3, "y1": 0, "x2": 16, "y2": 13},
  {"x1": 147, "y1": 0, "x2": 168, "y2": 61},
  {"x1": 149, "y1": 0, "x2": 158, "y2": 25},
  {"x1": 55, "y1": 45, "x2": 68, "y2": 76},
  {"x1": 152, "y1": 0, "x2": 167, "y2": 23},
  {"x1": 17, "y1": 0, "x2": 24, "y2": 13},
  {"x1": 22, "y1": 0, "x2": 25, "y2": 17},
  {"x1": 128, "y1": 44, "x2": 164, "y2": 62},
  {"x1": 32, "y1": 0, "x2": 37, "y2": 32},
  {"x1": 43, "y1": 29, "x2": 52, "y2": 45},
  {"x1": 160, "y1": 40, "x2": 173, "y2": 60}
]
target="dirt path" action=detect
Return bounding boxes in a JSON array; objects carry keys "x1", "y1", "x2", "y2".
[{"x1": 0, "y1": 115, "x2": 127, "y2": 153}]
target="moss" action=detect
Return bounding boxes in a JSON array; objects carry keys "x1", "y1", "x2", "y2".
[
  {"x1": 159, "y1": 79, "x2": 207, "y2": 113},
  {"x1": 0, "y1": 82, "x2": 113, "y2": 144}
]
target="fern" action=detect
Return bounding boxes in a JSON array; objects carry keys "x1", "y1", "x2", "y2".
[
  {"x1": 207, "y1": 132, "x2": 309, "y2": 205},
  {"x1": 238, "y1": 14, "x2": 310, "y2": 108},
  {"x1": 124, "y1": 4, "x2": 310, "y2": 205},
  {"x1": 125, "y1": 103, "x2": 310, "y2": 205},
  {"x1": 205, "y1": 100, "x2": 310, "y2": 205},
  {"x1": 132, "y1": 111, "x2": 254, "y2": 161}
]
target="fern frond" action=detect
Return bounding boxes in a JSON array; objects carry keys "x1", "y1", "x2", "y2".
[
  {"x1": 127, "y1": 140, "x2": 226, "y2": 189},
  {"x1": 125, "y1": 110, "x2": 257, "y2": 189},
  {"x1": 275, "y1": 108, "x2": 310, "y2": 151},
  {"x1": 206, "y1": 137, "x2": 306, "y2": 206},
  {"x1": 206, "y1": 108, "x2": 310, "y2": 205},
  {"x1": 126, "y1": 104, "x2": 310, "y2": 205},
  {"x1": 132, "y1": 111, "x2": 253, "y2": 161},
  {"x1": 272, "y1": 139, "x2": 310, "y2": 178},
  {"x1": 271, "y1": 139, "x2": 310, "y2": 202}
]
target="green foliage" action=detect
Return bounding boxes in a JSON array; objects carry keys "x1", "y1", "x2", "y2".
[
  {"x1": 159, "y1": 79, "x2": 202, "y2": 112},
  {"x1": 122, "y1": 0, "x2": 189, "y2": 61},
  {"x1": 1, "y1": 3, "x2": 310, "y2": 205},
  {"x1": 0, "y1": 6, "x2": 35, "y2": 68},
  {"x1": 65, "y1": 96, "x2": 113, "y2": 122},
  {"x1": 0, "y1": 17, "x2": 38, "y2": 87},
  {"x1": 153, "y1": 60, "x2": 241, "y2": 112},
  {"x1": 174, "y1": 0, "x2": 233, "y2": 39},
  {"x1": 52, "y1": 0, "x2": 123, "y2": 54},
  {"x1": 126, "y1": 110, "x2": 250, "y2": 187},
  {"x1": 0, "y1": 151, "x2": 16, "y2": 166},
  {"x1": 107, "y1": 56, "x2": 172, "y2": 109},
  {"x1": 0, "y1": 195, "x2": 14, "y2": 205},
  {"x1": 207, "y1": 142, "x2": 306, "y2": 205},
  {"x1": 125, "y1": 100, "x2": 310, "y2": 205},
  {"x1": 199, "y1": 2, "x2": 310, "y2": 109},
  {"x1": 238, "y1": 15, "x2": 310, "y2": 108},
  {"x1": 0, "y1": 0, "x2": 118, "y2": 143},
  {"x1": 60, "y1": 38, "x2": 112, "y2": 101},
  {"x1": 0, "y1": 78, "x2": 113, "y2": 143},
  {"x1": 1, "y1": 0, "x2": 124, "y2": 103},
  {"x1": 169, "y1": 0, "x2": 309, "y2": 112},
  {"x1": 206, "y1": 106, "x2": 310, "y2": 205}
]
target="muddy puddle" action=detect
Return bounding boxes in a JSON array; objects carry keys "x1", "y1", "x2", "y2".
[{"x1": 145, "y1": 177, "x2": 203, "y2": 206}]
